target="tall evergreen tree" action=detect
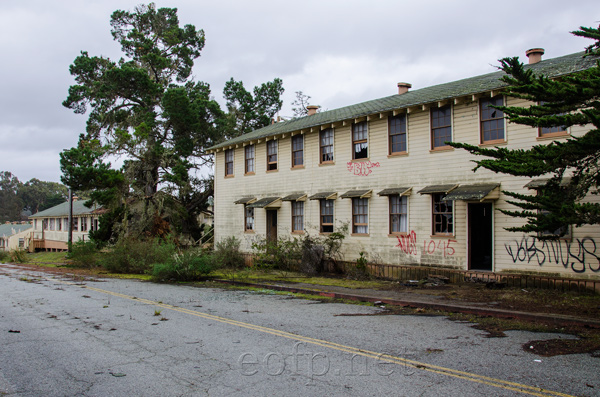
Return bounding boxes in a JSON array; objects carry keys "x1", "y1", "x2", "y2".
[{"x1": 450, "y1": 25, "x2": 600, "y2": 238}]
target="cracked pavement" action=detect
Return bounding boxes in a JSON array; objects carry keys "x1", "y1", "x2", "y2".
[{"x1": 0, "y1": 264, "x2": 598, "y2": 396}]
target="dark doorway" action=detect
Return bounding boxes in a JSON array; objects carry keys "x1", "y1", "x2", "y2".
[
  {"x1": 266, "y1": 210, "x2": 278, "y2": 243},
  {"x1": 468, "y1": 203, "x2": 493, "y2": 271}
]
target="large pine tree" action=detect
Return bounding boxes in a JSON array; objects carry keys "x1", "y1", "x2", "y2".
[{"x1": 450, "y1": 25, "x2": 600, "y2": 238}]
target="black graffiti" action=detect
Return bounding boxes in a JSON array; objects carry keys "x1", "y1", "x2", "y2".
[{"x1": 504, "y1": 235, "x2": 600, "y2": 273}]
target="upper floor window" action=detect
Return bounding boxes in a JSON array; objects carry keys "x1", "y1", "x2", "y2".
[
  {"x1": 390, "y1": 195, "x2": 408, "y2": 234},
  {"x1": 245, "y1": 205, "x2": 254, "y2": 231},
  {"x1": 352, "y1": 197, "x2": 369, "y2": 234},
  {"x1": 292, "y1": 201, "x2": 304, "y2": 232},
  {"x1": 352, "y1": 121, "x2": 368, "y2": 159},
  {"x1": 480, "y1": 96, "x2": 505, "y2": 143},
  {"x1": 292, "y1": 135, "x2": 304, "y2": 167},
  {"x1": 389, "y1": 114, "x2": 407, "y2": 154},
  {"x1": 432, "y1": 193, "x2": 453, "y2": 235},
  {"x1": 245, "y1": 145, "x2": 255, "y2": 174},
  {"x1": 538, "y1": 101, "x2": 568, "y2": 137},
  {"x1": 320, "y1": 199, "x2": 334, "y2": 233},
  {"x1": 431, "y1": 105, "x2": 452, "y2": 149},
  {"x1": 320, "y1": 129, "x2": 334, "y2": 163},
  {"x1": 267, "y1": 140, "x2": 278, "y2": 171},
  {"x1": 225, "y1": 149, "x2": 234, "y2": 176}
]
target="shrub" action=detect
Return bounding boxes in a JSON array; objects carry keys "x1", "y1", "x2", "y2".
[
  {"x1": 213, "y1": 236, "x2": 245, "y2": 270},
  {"x1": 9, "y1": 249, "x2": 28, "y2": 263},
  {"x1": 67, "y1": 241, "x2": 100, "y2": 268},
  {"x1": 347, "y1": 251, "x2": 370, "y2": 280},
  {"x1": 0, "y1": 250, "x2": 9, "y2": 263},
  {"x1": 151, "y1": 249, "x2": 215, "y2": 282},
  {"x1": 99, "y1": 238, "x2": 176, "y2": 274}
]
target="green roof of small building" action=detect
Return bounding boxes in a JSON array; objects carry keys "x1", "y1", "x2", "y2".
[
  {"x1": 29, "y1": 200, "x2": 101, "y2": 218},
  {"x1": 0, "y1": 223, "x2": 32, "y2": 237},
  {"x1": 208, "y1": 51, "x2": 598, "y2": 151}
]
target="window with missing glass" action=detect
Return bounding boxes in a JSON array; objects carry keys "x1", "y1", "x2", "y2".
[
  {"x1": 320, "y1": 199, "x2": 334, "y2": 233},
  {"x1": 432, "y1": 193, "x2": 453, "y2": 235},
  {"x1": 245, "y1": 145, "x2": 255, "y2": 174},
  {"x1": 292, "y1": 201, "x2": 304, "y2": 232},
  {"x1": 390, "y1": 195, "x2": 408, "y2": 234},
  {"x1": 225, "y1": 149, "x2": 234, "y2": 176},
  {"x1": 352, "y1": 197, "x2": 368, "y2": 234},
  {"x1": 292, "y1": 135, "x2": 304, "y2": 167},
  {"x1": 320, "y1": 128, "x2": 334, "y2": 163},
  {"x1": 389, "y1": 114, "x2": 407, "y2": 154},
  {"x1": 480, "y1": 96, "x2": 505, "y2": 143},
  {"x1": 352, "y1": 122, "x2": 368, "y2": 159},
  {"x1": 245, "y1": 205, "x2": 254, "y2": 231},
  {"x1": 267, "y1": 140, "x2": 278, "y2": 171},
  {"x1": 431, "y1": 105, "x2": 452, "y2": 149}
]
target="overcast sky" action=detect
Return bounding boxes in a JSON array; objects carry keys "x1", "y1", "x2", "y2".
[{"x1": 0, "y1": 0, "x2": 597, "y2": 183}]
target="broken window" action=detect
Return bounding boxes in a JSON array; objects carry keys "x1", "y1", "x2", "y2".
[{"x1": 352, "y1": 121, "x2": 368, "y2": 159}]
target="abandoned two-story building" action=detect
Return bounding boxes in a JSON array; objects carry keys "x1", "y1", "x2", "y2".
[{"x1": 208, "y1": 49, "x2": 600, "y2": 279}]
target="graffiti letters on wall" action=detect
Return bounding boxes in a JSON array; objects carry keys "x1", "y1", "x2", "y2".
[
  {"x1": 504, "y1": 235, "x2": 600, "y2": 273},
  {"x1": 395, "y1": 230, "x2": 456, "y2": 258},
  {"x1": 347, "y1": 161, "x2": 380, "y2": 176}
]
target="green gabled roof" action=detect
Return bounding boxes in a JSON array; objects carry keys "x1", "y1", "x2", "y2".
[
  {"x1": 208, "y1": 51, "x2": 598, "y2": 151},
  {"x1": 0, "y1": 223, "x2": 32, "y2": 237},
  {"x1": 29, "y1": 200, "x2": 101, "y2": 218}
]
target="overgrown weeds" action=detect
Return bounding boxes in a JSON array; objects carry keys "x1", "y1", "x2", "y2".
[
  {"x1": 0, "y1": 250, "x2": 9, "y2": 263},
  {"x1": 9, "y1": 249, "x2": 28, "y2": 263},
  {"x1": 99, "y1": 238, "x2": 176, "y2": 274},
  {"x1": 67, "y1": 241, "x2": 100, "y2": 268},
  {"x1": 151, "y1": 248, "x2": 215, "y2": 282}
]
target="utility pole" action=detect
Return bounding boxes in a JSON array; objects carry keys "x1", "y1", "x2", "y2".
[{"x1": 68, "y1": 189, "x2": 73, "y2": 252}]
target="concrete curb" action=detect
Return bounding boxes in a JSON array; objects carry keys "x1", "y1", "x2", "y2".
[{"x1": 216, "y1": 279, "x2": 600, "y2": 329}]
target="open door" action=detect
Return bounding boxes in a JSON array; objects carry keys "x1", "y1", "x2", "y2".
[
  {"x1": 266, "y1": 210, "x2": 278, "y2": 243},
  {"x1": 468, "y1": 203, "x2": 493, "y2": 271}
]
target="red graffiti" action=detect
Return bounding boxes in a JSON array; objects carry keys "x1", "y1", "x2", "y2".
[
  {"x1": 424, "y1": 239, "x2": 456, "y2": 257},
  {"x1": 396, "y1": 230, "x2": 417, "y2": 255},
  {"x1": 347, "y1": 161, "x2": 380, "y2": 176},
  {"x1": 394, "y1": 230, "x2": 456, "y2": 257}
]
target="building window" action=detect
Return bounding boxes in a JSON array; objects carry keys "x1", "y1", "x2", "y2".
[
  {"x1": 292, "y1": 201, "x2": 304, "y2": 232},
  {"x1": 245, "y1": 145, "x2": 255, "y2": 174},
  {"x1": 267, "y1": 140, "x2": 278, "y2": 171},
  {"x1": 320, "y1": 199, "x2": 334, "y2": 233},
  {"x1": 81, "y1": 217, "x2": 88, "y2": 232},
  {"x1": 352, "y1": 198, "x2": 369, "y2": 234},
  {"x1": 480, "y1": 96, "x2": 504, "y2": 143},
  {"x1": 93, "y1": 218, "x2": 99, "y2": 232},
  {"x1": 73, "y1": 218, "x2": 78, "y2": 231},
  {"x1": 34, "y1": 219, "x2": 37, "y2": 229},
  {"x1": 390, "y1": 195, "x2": 408, "y2": 234},
  {"x1": 64, "y1": 218, "x2": 68, "y2": 231},
  {"x1": 352, "y1": 121, "x2": 368, "y2": 159},
  {"x1": 432, "y1": 193, "x2": 453, "y2": 235},
  {"x1": 225, "y1": 149, "x2": 234, "y2": 176},
  {"x1": 19, "y1": 238, "x2": 24, "y2": 248},
  {"x1": 389, "y1": 114, "x2": 407, "y2": 154},
  {"x1": 245, "y1": 206, "x2": 254, "y2": 231},
  {"x1": 49, "y1": 218, "x2": 55, "y2": 231},
  {"x1": 540, "y1": 125, "x2": 568, "y2": 136},
  {"x1": 57, "y1": 218, "x2": 62, "y2": 231},
  {"x1": 292, "y1": 135, "x2": 304, "y2": 167},
  {"x1": 431, "y1": 105, "x2": 452, "y2": 149},
  {"x1": 320, "y1": 128, "x2": 334, "y2": 163}
]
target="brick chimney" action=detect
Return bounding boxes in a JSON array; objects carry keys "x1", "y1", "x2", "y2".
[
  {"x1": 397, "y1": 82, "x2": 412, "y2": 95},
  {"x1": 526, "y1": 48, "x2": 545, "y2": 64},
  {"x1": 307, "y1": 105, "x2": 319, "y2": 116}
]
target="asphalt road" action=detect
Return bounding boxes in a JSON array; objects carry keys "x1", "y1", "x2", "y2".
[{"x1": 0, "y1": 263, "x2": 597, "y2": 396}]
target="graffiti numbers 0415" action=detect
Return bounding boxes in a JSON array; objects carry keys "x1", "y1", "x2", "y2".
[{"x1": 504, "y1": 235, "x2": 600, "y2": 273}]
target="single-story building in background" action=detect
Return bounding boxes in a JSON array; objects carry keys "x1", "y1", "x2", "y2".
[
  {"x1": 0, "y1": 223, "x2": 33, "y2": 252},
  {"x1": 208, "y1": 49, "x2": 600, "y2": 280},
  {"x1": 28, "y1": 200, "x2": 101, "y2": 251}
]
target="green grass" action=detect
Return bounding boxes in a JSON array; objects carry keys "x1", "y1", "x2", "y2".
[
  {"x1": 211, "y1": 269, "x2": 391, "y2": 290},
  {"x1": 26, "y1": 252, "x2": 69, "y2": 266}
]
